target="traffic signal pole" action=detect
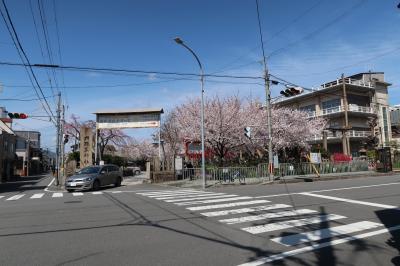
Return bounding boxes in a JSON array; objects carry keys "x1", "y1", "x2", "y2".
[{"x1": 256, "y1": 0, "x2": 274, "y2": 178}]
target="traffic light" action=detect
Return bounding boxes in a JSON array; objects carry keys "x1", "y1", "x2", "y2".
[
  {"x1": 244, "y1": 127, "x2": 251, "y2": 139},
  {"x1": 63, "y1": 134, "x2": 69, "y2": 144},
  {"x1": 280, "y1": 86, "x2": 304, "y2": 97},
  {"x1": 7, "y1": 113, "x2": 28, "y2": 119}
]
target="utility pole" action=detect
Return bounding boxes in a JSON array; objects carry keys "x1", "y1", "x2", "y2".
[
  {"x1": 342, "y1": 74, "x2": 350, "y2": 155},
  {"x1": 256, "y1": 0, "x2": 274, "y2": 178},
  {"x1": 55, "y1": 92, "x2": 61, "y2": 186},
  {"x1": 61, "y1": 103, "x2": 65, "y2": 181}
]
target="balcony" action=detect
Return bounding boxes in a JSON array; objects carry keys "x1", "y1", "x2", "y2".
[
  {"x1": 320, "y1": 104, "x2": 374, "y2": 116},
  {"x1": 310, "y1": 130, "x2": 371, "y2": 141}
]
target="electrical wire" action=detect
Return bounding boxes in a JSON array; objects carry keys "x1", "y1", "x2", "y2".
[
  {"x1": 0, "y1": 61, "x2": 264, "y2": 80},
  {"x1": 0, "y1": 0, "x2": 56, "y2": 124}
]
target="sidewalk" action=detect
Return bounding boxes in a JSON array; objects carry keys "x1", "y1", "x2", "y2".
[{"x1": 161, "y1": 171, "x2": 398, "y2": 189}]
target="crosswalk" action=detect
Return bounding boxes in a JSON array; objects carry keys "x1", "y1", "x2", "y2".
[
  {"x1": 136, "y1": 189, "x2": 383, "y2": 249},
  {"x1": 0, "y1": 191, "x2": 106, "y2": 202}
]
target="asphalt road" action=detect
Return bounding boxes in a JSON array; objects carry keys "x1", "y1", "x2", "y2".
[{"x1": 0, "y1": 174, "x2": 399, "y2": 266}]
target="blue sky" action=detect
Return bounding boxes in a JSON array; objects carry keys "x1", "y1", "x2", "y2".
[{"x1": 0, "y1": 0, "x2": 399, "y2": 150}]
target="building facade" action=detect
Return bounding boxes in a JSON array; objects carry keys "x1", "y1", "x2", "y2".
[
  {"x1": 0, "y1": 120, "x2": 16, "y2": 182},
  {"x1": 275, "y1": 72, "x2": 391, "y2": 157},
  {"x1": 15, "y1": 131, "x2": 43, "y2": 176}
]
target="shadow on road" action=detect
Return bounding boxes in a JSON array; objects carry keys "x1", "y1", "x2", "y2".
[
  {"x1": 375, "y1": 209, "x2": 400, "y2": 266},
  {"x1": 0, "y1": 174, "x2": 49, "y2": 193}
]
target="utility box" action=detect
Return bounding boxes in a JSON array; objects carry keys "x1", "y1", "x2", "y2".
[{"x1": 375, "y1": 147, "x2": 392, "y2": 173}]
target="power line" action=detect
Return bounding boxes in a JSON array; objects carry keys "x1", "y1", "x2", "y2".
[
  {"x1": 0, "y1": 0, "x2": 56, "y2": 124},
  {"x1": 0, "y1": 61, "x2": 264, "y2": 80},
  {"x1": 29, "y1": 0, "x2": 57, "y2": 107},
  {"x1": 267, "y1": 0, "x2": 366, "y2": 59},
  {"x1": 0, "y1": 94, "x2": 55, "y2": 101}
]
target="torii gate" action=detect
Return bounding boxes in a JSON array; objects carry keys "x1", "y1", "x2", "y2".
[{"x1": 93, "y1": 108, "x2": 164, "y2": 164}]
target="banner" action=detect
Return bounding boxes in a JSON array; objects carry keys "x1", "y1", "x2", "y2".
[{"x1": 97, "y1": 113, "x2": 161, "y2": 129}]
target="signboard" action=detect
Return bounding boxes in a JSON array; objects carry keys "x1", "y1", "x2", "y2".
[
  {"x1": 80, "y1": 127, "x2": 93, "y2": 168},
  {"x1": 97, "y1": 113, "x2": 161, "y2": 129},
  {"x1": 175, "y1": 157, "x2": 183, "y2": 171},
  {"x1": 309, "y1": 153, "x2": 322, "y2": 164},
  {"x1": 273, "y1": 155, "x2": 279, "y2": 169}
]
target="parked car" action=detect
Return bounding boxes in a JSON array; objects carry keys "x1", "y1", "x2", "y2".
[
  {"x1": 126, "y1": 166, "x2": 141, "y2": 175},
  {"x1": 65, "y1": 164, "x2": 123, "y2": 192}
]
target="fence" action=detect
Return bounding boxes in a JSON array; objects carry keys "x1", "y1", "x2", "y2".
[{"x1": 179, "y1": 160, "x2": 370, "y2": 183}]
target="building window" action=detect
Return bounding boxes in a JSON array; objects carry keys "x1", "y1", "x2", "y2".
[{"x1": 322, "y1": 98, "x2": 341, "y2": 110}]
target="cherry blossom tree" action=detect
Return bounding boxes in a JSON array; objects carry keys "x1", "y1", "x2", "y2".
[{"x1": 163, "y1": 95, "x2": 327, "y2": 164}]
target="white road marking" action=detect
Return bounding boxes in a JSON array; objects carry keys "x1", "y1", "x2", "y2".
[
  {"x1": 137, "y1": 190, "x2": 198, "y2": 196},
  {"x1": 253, "y1": 182, "x2": 400, "y2": 199},
  {"x1": 6, "y1": 194, "x2": 25, "y2": 201},
  {"x1": 72, "y1": 192, "x2": 84, "y2": 196},
  {"x1": 237, "y1": 225, "x2": 400, "y2": 266},
  {"x1": 92, "y1": 192, "x2": 103, "y2": 195},
  {"x1": 111, "y1": 191, "x2": 122, "y2": 194},
  {"x1": 242, "y1": 214, "x2": 346, "y2": 234},
  {"x1": 156, "y1": 193, "x2": 226, "y2": 200},
  {"x1": 299, "y1": 192, "x2": 397, "y2": 209},
  {"x1": 220, "y1": 209, "x2": 317, "y2": 225},
  {"x1": 44, "y1": 177, "x2": 55, "y2": 192},
  {"x1": 0, "y1": 196, "x2": 4, "y2": 199},
  {"x1": 52, "y1": 193, "x2": 63, "y2": 198},
  {"x1": 175, "y1": 196, "x2": 253, "y2": 206},
  {"x1": 271, "y1": 221, "x2": 382, "y2": 247},
  {"x1": 176, "y1": 196, "x2": 253, "y2": 206},
  {"x1": 30, "y1": 193, "x2": 44, "y2": 199},
  {"x1": 200, "y1": 204, "x2": 292, "y2": 217},
  {"x1": 146, "y1": 192, "x2": 214, "y2": 198},
  {"x1": 187, "y1": 200, "x2": 270, "y2": 211},
  {"x1": 164, "y1": 194, "x2": 237, "y2": 202}
]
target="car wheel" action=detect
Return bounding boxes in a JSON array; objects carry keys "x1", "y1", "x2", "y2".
[
  {"x1": 115, "y1": 177, "x2": 122, "y2": 187},
  {"x1": 134, "y1": 170, "x2": 140, "y2": 175},
  {"x1": 92, "y1": 179, "x2": 100, "y2": 191},
  {"x1": 67, "y1": 189, "x2": 74, "y2": 193}
]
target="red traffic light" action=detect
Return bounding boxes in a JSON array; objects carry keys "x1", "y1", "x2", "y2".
[{"x1": 7, "y1": 113, "x2": 28, "y2": 119}]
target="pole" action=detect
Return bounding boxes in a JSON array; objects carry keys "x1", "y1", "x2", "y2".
[
  {"x1": 55, "y1": 92, "x2": 61, "y2": 186},
  {"x1": 174, "y1": 38, "x2": 206, "y2": 189},
  {"x1": 61, "y1": 104, "x2": 65, "y2": 181},
  {"x1": 256, "y1": 0, "x2": 274, "y2": 179},
  {"x1": 342, "y1": 74, "x2": 350, "y2": 155},
  {"x1": 94, "y1": 127, "x2": 98, "y2": 165}
]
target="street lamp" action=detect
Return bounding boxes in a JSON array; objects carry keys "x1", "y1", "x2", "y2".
[{"x1": 174, "y1": 37, "x2": 206, "y2": 189}]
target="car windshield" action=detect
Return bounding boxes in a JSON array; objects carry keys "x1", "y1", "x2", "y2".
[{"x1": 77, "y1": 166, "x2": 100, "y2": 175}]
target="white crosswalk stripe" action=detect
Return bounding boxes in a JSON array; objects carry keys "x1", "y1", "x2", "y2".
[
  {"x1": 146, "y1": 192, "x2": 214, "y2": 198},
  {"x1": 200, "y1": 204, "x2": 292, "y2": 217},
  {"x1": 52, "y1": 193, "x2": 63, "y2": 198},
  {"x1": 186, "y1": 200, "x2": 270, "y2": 211},
  {"x1": 30, "y1": 193, "x2": 45, "y2": 199},
  {"x1": 0, "y1": 196, "x2": 4, "y2": 199},
  {"x1": 219, "y1": 209, "x2": 317, "y2": 225},
  {"x1": 6, "y1": 194, "x2": 25, "y2": 201},
  {"x1": 241, "y1": 214, "x2": 347, "y2": 234},
  {"x1": 271, "y1": 221, "x2": 382, "y2": 246},
  {"x1": 176, "y1": 196, "x2": 253, "y2": 206},
  {"x1": 137, "y1": 190, "x2": 200, "y2": 196},
  {"x1": 156, "y1": 193, "x2": 226, "y2": 200},
  {"x1": 92, "y1": 192, "x2": 103, "y2": 195},
  {"x1": 72, "y1": 192, "x2": 84, "y2": 196},
  {"x1": 164, "y1": 194, "x2": 236, "y2": 202}
]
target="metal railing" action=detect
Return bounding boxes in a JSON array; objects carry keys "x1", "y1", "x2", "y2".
[{"x1": 178, "y1": 160, "x2": 370, "y2": 183}]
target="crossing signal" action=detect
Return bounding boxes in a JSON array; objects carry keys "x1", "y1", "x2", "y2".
[
  {"x1": 7, "y1": 113, "x2": 28, "y2": 119},
  {"x1": 244, "y1": 127, "x2": 251, "y2": 139},
  {"x1": 280, "y1": 86, "x2": 304, "y2": 97}
]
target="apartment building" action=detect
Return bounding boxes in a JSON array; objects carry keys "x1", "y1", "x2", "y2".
[
  {"x1": 275, "y1": 72, "x2": 391, "y2": 157},
  {"x1": 0, "y1": 119, "x2": 16, "y2": 182}
]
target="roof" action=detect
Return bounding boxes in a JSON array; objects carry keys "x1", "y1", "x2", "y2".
[
  {"x1": 94, "y1": 108, "x2": 164, "y2": 115},
  {"x1": 0, "y1": 119, "x2": 14, "y2": 135}
]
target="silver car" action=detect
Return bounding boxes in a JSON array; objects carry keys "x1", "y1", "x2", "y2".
[{"x1": 65, "y1": 165, "x2": 123, "y2": 192}]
